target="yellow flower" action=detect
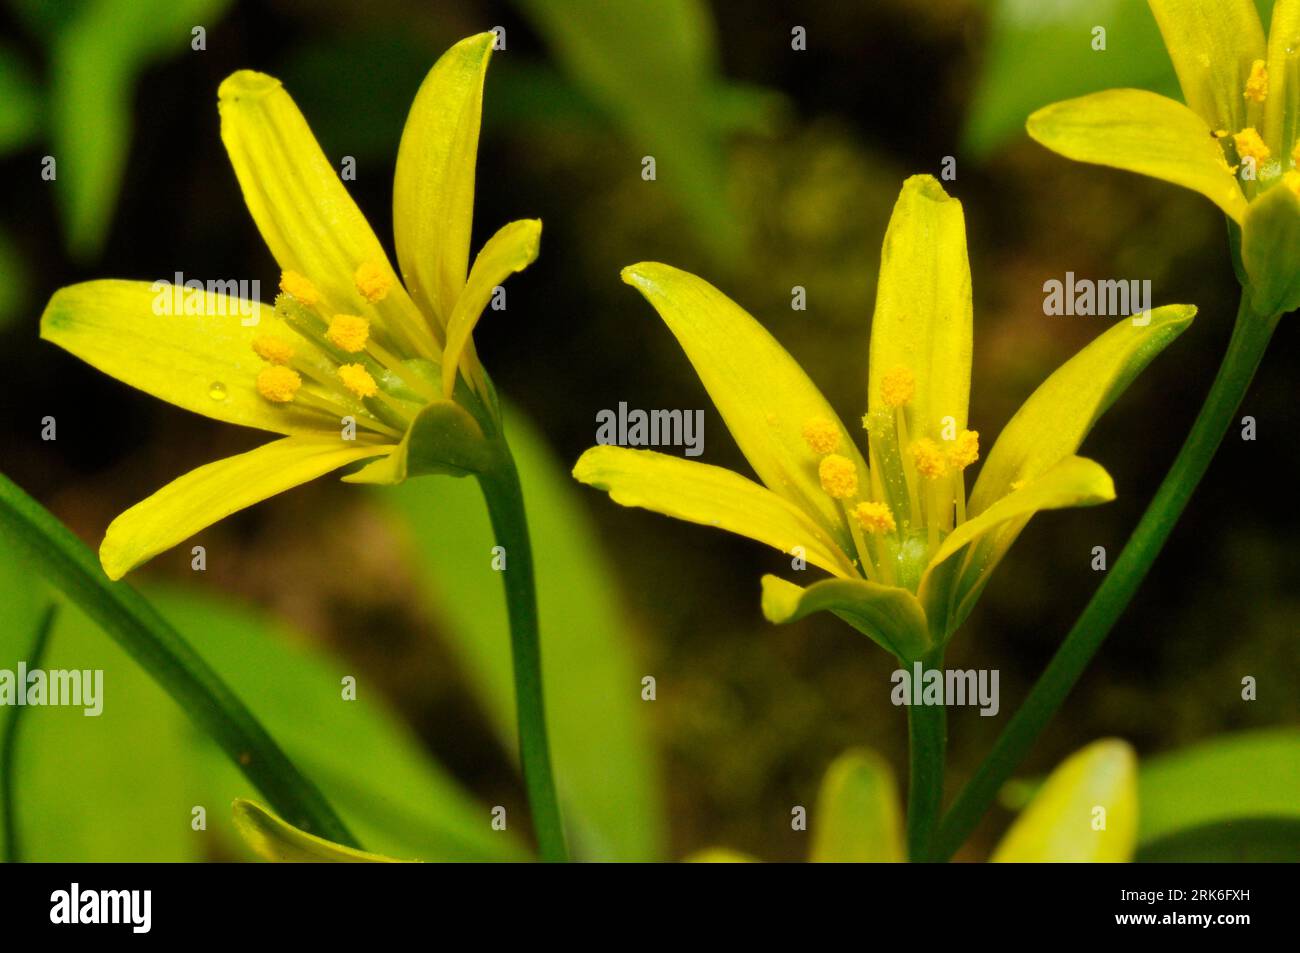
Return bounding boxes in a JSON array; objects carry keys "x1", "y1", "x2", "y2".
[
  {"x1": 1025, "y1": 0, "x2": 1300, "y2": 315},
  {"x1": 573, "y1": 176, "x2": 1195, "y2": 660},
  {"x1": 39, "y1": 33, "x2": 540, "y2": 580}
]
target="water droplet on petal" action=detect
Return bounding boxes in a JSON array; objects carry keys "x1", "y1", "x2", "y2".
[{"x1": 209, "y1": 382, "x2": 227, "y2": 401}]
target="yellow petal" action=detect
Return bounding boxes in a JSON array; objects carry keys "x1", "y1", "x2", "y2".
[
  {"x1": 573, "y1": 446, "x2": 857, "y2": 579},
  {"x1": 233, "y1": 799, "x2": 412, "y2": 863},
  {"x1": 991, "y1": 740, "x2": 1138, "y2": 862},
  {"x1": 810, "y1": 749, "x2": 905, "y2": 863},
  {"x1": 683, "y1": 848, "x2": 759, "y2": 863},
  {"x1": 1265, "y1": 0, "x2": 1300, "y2": 157},
  {"x1": 393, "y1": 32, "x2": 494, "y2": 328},
  {"x1": 621, "y1": 262, "x2": 865, "y2": 549},
  {"x1": 41, "y1": 279, "x2": 331, "y2": 436},
  {"x1": 969, "y1": 305, "x2": 1194, "y2": 515},
  {"x1": 1149, "y1": 0, "x2": 1266, "y2": 133},
  {"x1": 441, "y1": 219, "x2": 542, "y2": 399},
  {"x1": 1027, "y1": 89, "x2": 1248, "y2": 224},
  {"x1": 868, "y1": 175, "x2": 972, "y2": 439},
  {"x1": 920, "y1": 457, "x2": 1115, "y2": 637},
  {"x1": 217, "y1": 70, "x2": 432, "y2": 356},
  {"x1": 760, "y1": 575, "x2": 931, "y2": 661},
  {"x1": 100, "y1": 436, "x2": 392, "y2": 579}
]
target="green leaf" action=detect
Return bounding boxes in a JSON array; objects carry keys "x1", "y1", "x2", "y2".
[
  {"x1": 809, "y1": 749, "x2": 905, "y2": 862},
  {"x1": 0, "y1": 47, "x2": 41, "y2": 154},
  {"x1": 233, "y1": 799, "x2": 413, "y2": 863},
  {"x1": 1136, "y1": 818, "x2": 1300, "y2": 862},
  {"x1": 145, "y1": 586, "x2": 524, "y2": 863},
  {"x1": 378, "y1": 403, "x2": 667, "y2": 860},
  {"x1": 48, "y1": 0, "x2": 232, "y2": 259},
  {"x1": 0, "y1": 471, "x2": 353, "y2": 844},
  {"x1": 1137, "y1": 728, "x2": 1300, "y2": 846},
  {"x1": 514, "y1": 0, "x2": 745, "y2": 258},
  {"x1": 965, "y1": 0, "x2": 1180, "y2": 157}
]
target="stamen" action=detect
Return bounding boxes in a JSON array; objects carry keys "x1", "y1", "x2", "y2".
[
  {"x1": 853, "y1": 501, "x2": 896, "y2": 534},
  {"x1": 1234, "y1": 127, "x2": 1271, "y2": 164},
  {"x1": 279, "y1": 270, "x2": 320, "y2": 307},
  {"x1": 251, "y1": 334, "x2": 295, "y2": 365},
  {"x1": 801, "y1": 416, "x2": 841, "y2": 455},
  {"x1": 818, "y1": 454, "x2": 858, "y2": 500},
  {"x1": 354, "y1": 261, "x2": 393, "y2": 303},
  {"x1": 911, "y1": 438, "x2": 949, "y2": 480},
  {"x1": 880, "y1": 366, "x2": 915, "y2": 408},
  {"x1": 326, "y1": 314, "x2": 371, "y2": 353},
  {"x1": 946, "y1": 429, "x2": 980, "y2": 470},
  {"x1": 338, "y1": 363, "x2": 379, "y2": 399},
  {"x1": 256, "y1": 365, "x2": 302, "y2": 403},
  {"x1": 1245, "y1": 60, "x2": 1269, "y2": 104}
]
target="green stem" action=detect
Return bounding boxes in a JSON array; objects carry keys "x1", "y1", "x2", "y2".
[
  {"x1": 906, "y1": 649, "x2": 947, "y2": 861},
  {"x1": 0, "y1": 474, "x2": 357, "y2": 847},
  {"x1": 2, "y1": 604, "x2": 58, "y2": 863},
  {"x1": 933, "y1": 296, "x2": 1279, "y2": 862},
  {"x1": 476, "y1": 446, "x2": 568, "y2": 862}
]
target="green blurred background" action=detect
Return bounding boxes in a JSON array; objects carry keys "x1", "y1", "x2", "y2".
[{"x1": 0, "y1": 0, "x2": 1296, "y2": 861}]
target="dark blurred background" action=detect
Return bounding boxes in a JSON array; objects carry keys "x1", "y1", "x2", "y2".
[{"x1": 0, "y1": 0, "x2": 1296, "y2": 860}]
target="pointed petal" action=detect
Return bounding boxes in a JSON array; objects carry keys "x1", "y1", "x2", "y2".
[
  {"x1": 217, "y1": 70, "x2": 432, "y2": 356},
  {"x1": 573, "y1": 446, "x2": 857, "y2": 578},
  {"x1": 100, "y1": 436, "x2": 392, "y2": 580},
  {"x1": 440, "y1": 219, "x2": 541, "y2": 398},
  {"x1": 970, "y1": 304, "x2": 1195, "y2": 514},
  {"x1": 1027, "y1": 89, "x2": 1248, "y2": 224},
  {"x1": 991, "y1": 739, "x2": 1138, "y2": 862},
  {"x1": 233, "y1": 799, "x2": 412, "y2": 863},
  {"x1": 810, "y1": 749, "x2": 906, "y2": 863},
  {"x1": 621, "y1": 262, "x2": 865, "y2": 549},
  {"x1": 921, "y1": 457, "x2": 1115, "y2": 637},
  {"x1": 1265, "y1": 0, "x2": 1300, "y2": 156},
  {"x1": 867, "y1": 175, "x2": 973, "y2": 438},
  {"x1": 41, "y1": 279, "x2": 329, "y2": 436},
  {"x1": 393, "y1": 32, "x2": 494, "y2": 328},
  {"x1": 1149, "y1": 0, "x2": 1266, "y2": 133},
  {"x1": 760, "y1": 575, "x2": 931, "y2": 661}
]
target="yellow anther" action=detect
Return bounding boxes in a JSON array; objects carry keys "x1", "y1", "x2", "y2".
[
  {"x1": 256, "y1": 365, "x2": 302, "y2": 403},
  {"x1": 881, "y1": 366, "x2": 916, "y2": 408},
  {"x1": 818, "y1": 454, "x2": 858, "y2": 500},
  {"x1": 1244, "y1": 60, "x2": 1269, "y2": 104},
  {"x1": 853, "y1": 501, "x2": 896, "y2": 535},
  {"x1": 251, "y1": 334, "x2": 295, "y2": 365},
  {"x1": 1285, "y1": 171, "x2": 1300, "y2": 199},
  {"x1": 911, "y1": 438, "x2": 948, "y2": 479},
  {"x1": 801, "y1": 417, "x2": 841, "y2": 455},
  {"x1": 338, "y1": 363, "x2": 378, "y2": 399},
  {"x1": 354, "y1": 261, "x2": 392, "y2": 303},
  {"x1": 1233, "y1": 127, "x2": 1270, "y2": 164},
  {"x1": 326, "y1": 314, "x2": 370, "y2": 353},
  {"x1": 279, "y1": 270, "x2": 320, "y2": 307},
  {"x1": 946, "y1": 429, "x2": 980, "y2": 470}
]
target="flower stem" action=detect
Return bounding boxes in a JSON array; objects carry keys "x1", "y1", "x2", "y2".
[
  {"x1": 2, "y1": 603, "x2": 57, "y2": 863},
  {"x1": 906, "y1": 649, "x2": 947, "y2": 861},
  {"x1": 931, "y1": 296, "x2": 1279, "y2": 861},
  {"x1": 476, "y1": 447, "x2": 568, "y2": 862}
]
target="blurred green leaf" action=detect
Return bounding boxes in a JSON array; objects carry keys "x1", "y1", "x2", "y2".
[
  {"x1": 810, "y1": 749, "x2": 905, "y2": 862},
  {"x1": 233, "y1": 799, "x2": 413, "y2": 863},
  {"x1": 1136, "y1": 818, "x2": 1300, "y2": 862},
  {"x1": 514, "y1": 0, "x2": 744, "y2": 259},
  {"x1": 1137, "y1": 728, "x2": 1300, "y2": 846},
  {"x1": 146, "y1": 586, "x2": 527, "y2": 863},
  {"x1": 0, "y1": 47, "x2": 41, "y2": 154},
  {"x1": 378, "y1": 403, "x2": 667, "y2": 861},
  {"x1": 48, "y1": 0, "x2": 231, "y2": 259}
]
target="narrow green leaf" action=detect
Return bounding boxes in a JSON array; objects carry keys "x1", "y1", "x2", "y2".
[
  {"x1": 0, "y1": 472, "x2": 354, "y2": 845},
  {"x1": 1, "y1": 604, "x2": 57, "y2": 862}
]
